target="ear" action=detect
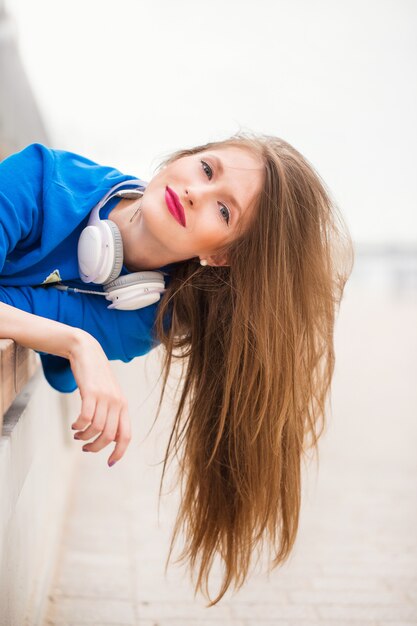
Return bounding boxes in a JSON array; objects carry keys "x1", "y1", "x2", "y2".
[{"x1": 206, "y1": 252, "x2": 230, "y2": 267}]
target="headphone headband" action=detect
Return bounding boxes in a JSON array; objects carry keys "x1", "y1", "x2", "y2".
[
  {"x1": 56, "y1": 179, "x2": 167, "y2": 311},
  {"x1": 88, "y1": 179, "x2": 146, "y2": 226}
]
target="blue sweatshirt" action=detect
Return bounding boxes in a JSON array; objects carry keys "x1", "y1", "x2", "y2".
[{"x1": 0, "y1": 143, "x2": 173, "y2": 393}]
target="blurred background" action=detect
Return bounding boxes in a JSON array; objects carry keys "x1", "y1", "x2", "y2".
[
  {"x1": 2, "y1": 0, "x2": 417, "y2": 291},
  {"x1": 1, "y1": 0, "x2": 416, "y2": 622}
]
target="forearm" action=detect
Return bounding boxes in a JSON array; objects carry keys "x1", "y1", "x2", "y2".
[
  {"x1": 0, "y1": 299, "x2": 131, "y2": 466},
  {"x1": 0, "y1": 301, "x2": 88, "y2": 360}
]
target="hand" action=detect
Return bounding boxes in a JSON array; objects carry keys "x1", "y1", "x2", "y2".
[{"x1": 68, "y1": 331, "x2": 131, "y2": 467}]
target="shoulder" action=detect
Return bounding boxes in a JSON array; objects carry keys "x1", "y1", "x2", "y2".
[
  {"x1": 47, "y1": 146, "x2": 140, "y2": 203},
  {"x1": 0, "y1": 143, "x2": 56, "y2": 194}
]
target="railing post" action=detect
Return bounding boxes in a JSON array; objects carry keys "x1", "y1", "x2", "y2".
[{"x1": 0, "y1": 340, "x2": 39, "y2": 432}]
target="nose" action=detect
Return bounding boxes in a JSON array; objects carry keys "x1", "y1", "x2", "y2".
[
  {"x1": 185, "y1": 184, "x2": 215, "y2": 211},
  {"x1": 185, "y1": 189, "x2": 193, "y2": 206}
]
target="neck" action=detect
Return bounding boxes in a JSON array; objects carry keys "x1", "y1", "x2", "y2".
[{"x1": 109, "y1": 198, "x2": 189, "y2": 272}]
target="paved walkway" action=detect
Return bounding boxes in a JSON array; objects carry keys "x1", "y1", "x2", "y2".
[{"x1": 42, "y1": 280, "x2": 417, "y2": 626}]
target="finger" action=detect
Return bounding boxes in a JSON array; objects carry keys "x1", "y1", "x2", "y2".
[
  {"x1": 73, "y1": 398, "x2": 106, "y2": 444},
  {"x1": 74, "y1": 409, "x2": 107, "y2": 441},
  {"x1": 107, "y1": 403, "x2": 131, "y2": 467},
  {"x1": 82, "y1": 402, "x2": 119, "y2": 453},
  {"x1": 71, "y1": 395, "x2": 97, "y2": 431}
]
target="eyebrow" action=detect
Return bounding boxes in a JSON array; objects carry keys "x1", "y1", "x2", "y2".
[{"x1": 208, "y1": 154, "x2": 242, "y2": 216}]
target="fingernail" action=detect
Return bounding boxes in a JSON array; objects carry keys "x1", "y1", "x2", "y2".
[
  {"x1": 73, "y1": 434, "x2": 80, "y2": 440},
  {"x1": 108, "y1": 460, "x2": 116, "y2": 467},
  {"x1": 82, "y1": 446, "x2": 89, "y2": 452},
  {"x1": 71, "y1": 425, "x2": 77, "y2": 430}
]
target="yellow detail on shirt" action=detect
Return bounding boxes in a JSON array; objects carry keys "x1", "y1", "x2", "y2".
[{"x1": 41, "y1": 269, "x2": 62, "y2": 285}]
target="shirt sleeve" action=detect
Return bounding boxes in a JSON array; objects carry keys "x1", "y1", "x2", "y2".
[
  {"x1": 0, "y1": 144, "x2": 54, "y2": 273},
  {"x1": 0, "y1": 284, "x2": 161, "y2": 393}
]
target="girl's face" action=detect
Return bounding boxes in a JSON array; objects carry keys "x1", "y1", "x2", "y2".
[{"x1": 136, "y1": 145, "x2": 264, "y2": 266}]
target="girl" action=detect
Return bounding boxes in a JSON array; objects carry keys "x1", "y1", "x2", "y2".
[{"x1": 0, "y1": 132, "x2": 353, "y2": 604}]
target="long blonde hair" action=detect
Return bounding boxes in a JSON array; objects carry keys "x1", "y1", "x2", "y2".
[{"x1": 152, "y1": 132, "x2": 354, "y2": 605}]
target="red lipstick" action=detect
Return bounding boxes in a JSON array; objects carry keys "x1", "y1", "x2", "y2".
[{"x1": 165, "y1": 186, "x2": 186, "y2": 227}]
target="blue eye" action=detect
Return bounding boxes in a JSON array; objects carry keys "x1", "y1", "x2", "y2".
[
  {"x1": 200, "y1": 160, "x2": 231, "y2": 226},
  {"x1": 218, "y1": 203, "x2": 230, "y2": 226},
  {"x1": 201, "y1": 160, "x2": 213, "y2": 180}
]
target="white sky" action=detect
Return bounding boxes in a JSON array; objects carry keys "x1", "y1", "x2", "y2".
[{"x1": 5, "y1": 0, "x2": 417, "y2": 245}]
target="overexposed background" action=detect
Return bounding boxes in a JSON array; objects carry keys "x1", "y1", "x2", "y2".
[{"x1": 5, "y1": 0, "x2": 417, "y2": 247}]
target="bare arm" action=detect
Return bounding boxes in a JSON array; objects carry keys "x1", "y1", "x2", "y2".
[
  {"x1": 0, "y1": 300, "x2": 84, "y2": 358},
  {"x1": 0, "y1": 301, "x2": 131, "y2": 466}
]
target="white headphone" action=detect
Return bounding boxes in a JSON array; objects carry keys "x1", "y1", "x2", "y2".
[{"x1": 53, "y1": 179, "x2": 166, "y2": 311}]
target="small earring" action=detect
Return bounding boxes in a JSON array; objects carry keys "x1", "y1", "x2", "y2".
[{"x1": 200, "y1": 258, "x2": 208, "y2": 266}]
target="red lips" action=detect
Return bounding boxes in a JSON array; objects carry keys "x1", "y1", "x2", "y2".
[{"x1": 165, "y1": 186, "x2": 186, "y2": 227}]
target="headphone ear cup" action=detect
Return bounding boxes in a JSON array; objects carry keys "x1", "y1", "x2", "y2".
[
  {"x1": 78, "y1": 182, "x2": 145, "y2": 284},
  {"x1": 104, "y1": 271, "x2": 166, "y2": 310},
  {"x1": 105, "y1": 271, "x2": 165, "y2": 291},
  {"x1": 78, "y1": 219, "x2": 124, "y2": 284},
  {"x1": 102, "y1": 219, "x2": 124, "y2": 284}
]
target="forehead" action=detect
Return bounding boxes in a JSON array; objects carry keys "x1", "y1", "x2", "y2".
[
  {"x1": 201, "y1": 144, "x2": 263, "y2": 173},
  {"x1": 200, "y1": 146, "x2": 264, "y2": 205},
  {"x1": 205, "y1": 145, "x2": 264, "y2": 229}
]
